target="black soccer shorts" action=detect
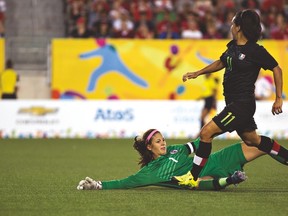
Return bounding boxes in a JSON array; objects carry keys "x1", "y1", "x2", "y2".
[{"x1": 213, "y1": 99, "x2": 257, "y2": 134}]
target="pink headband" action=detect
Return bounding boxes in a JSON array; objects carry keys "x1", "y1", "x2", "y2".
[{"x1": 145, "y1": 129, "x2": 159, "y2": 144}]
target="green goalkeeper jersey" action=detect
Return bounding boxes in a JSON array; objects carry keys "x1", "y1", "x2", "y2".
[{"x1": 102, "y1": 144, "x2": 193, "y2": 189}]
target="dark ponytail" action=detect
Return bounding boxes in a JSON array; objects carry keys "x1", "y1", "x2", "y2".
[
  {"x1": 234, "y1": 9, "x2": 262, "y2": 42},
  {"x1": 133, "y1": 129, "x2": 158, "y2": 168}
]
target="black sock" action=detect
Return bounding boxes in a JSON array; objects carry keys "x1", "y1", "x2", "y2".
[
  {"x1": 257, "y1": 136, "x2": 273, "y2": 153},
  {"x1": 212, "y1": 179, "x2": 224, "y2": 190},
  {"x1": 226, "y1": 176, "x2": 233, "y2": 185},
  {"x1": 274, "y1": 142, "x2": 288, "y2": 161},
  {"x1": 191, "y1": 141, "x2": 212, "y2": 180},
  {"x1": 258, "y1": 136, "x2": 288, "y2": 162}
]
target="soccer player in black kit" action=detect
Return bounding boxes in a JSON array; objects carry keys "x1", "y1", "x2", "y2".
[{"x1": 174, "y1": 9, "x2": 288, "y2": 188}]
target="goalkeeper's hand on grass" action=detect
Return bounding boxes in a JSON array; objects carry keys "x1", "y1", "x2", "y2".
[{"x1": 77, "y1": 177, "x2": 102, "y2": 190}]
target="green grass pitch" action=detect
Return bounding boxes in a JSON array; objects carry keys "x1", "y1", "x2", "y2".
[{"x1": 0, "y1": 138, "x2": 288, "y2": 216}]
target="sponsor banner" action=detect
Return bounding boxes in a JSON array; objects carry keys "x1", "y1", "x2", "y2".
[
  {"x1": 51, "y1": 39, "x2": 288, "y2": 100},
  {"x1": 0, "y1": 100, "x2": 287, "y2": 139}
]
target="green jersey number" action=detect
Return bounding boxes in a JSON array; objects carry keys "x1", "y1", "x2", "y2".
[{"x1": 227, "y1": 56, "x2": 232, "y2": 70}]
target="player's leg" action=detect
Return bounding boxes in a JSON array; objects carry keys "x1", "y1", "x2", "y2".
[
  {"x1": 193, "y1": 101, "x2": 246, "y2": 182},
  {"x1": 198, "y1": 171, "x2": 247, "y2": 190},
  {"x1": 174, "y1": 100, "x2": 251, "y2": 188},
  {"x1": 173, "y1": 120, "x2": 221, "y2": 188},
  {"x1": 258, "y1": 136, "x2": 288, "y2": 165},
  {"x1": 198, "y1": 142, "x2": 249, "y2": 190},
  {"x1": 174, "y1": 103, "x2": 243, "y2": 188},
  {"x1": 240, "y1": 142, "x2": 265, "y2": 161},
  {"x1": 240, "y1": 131, "x2": 288, "y2": 165},
  {"x1": 174, "y1": 119, "x2": 226, "y2": 188},
  {"x1": 194, "y1": 120, "x2": 222, "y2": 178}
]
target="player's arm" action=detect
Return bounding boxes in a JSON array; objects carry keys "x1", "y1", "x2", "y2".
[
  {"x1": 101, "y1": 170, "x2": 164, "y2": 189},
  {"x1": 183, "y1": 60, "x2": 225, "y2": 82},
  {"x1": 271, "y1": 65, "x2": 283, "y2": 115},
  {"x1": 77, "y1": 167, "x2": 164, "y2": 190}
]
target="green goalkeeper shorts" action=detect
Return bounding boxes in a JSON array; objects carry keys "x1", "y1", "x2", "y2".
[{"x1": 200, "y1": 143, "x2": 247, "y2": 179}]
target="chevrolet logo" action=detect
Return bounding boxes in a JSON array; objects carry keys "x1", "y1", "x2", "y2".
[{"x1": 18, "y1": 106, "x2": 58, "y2": 116}]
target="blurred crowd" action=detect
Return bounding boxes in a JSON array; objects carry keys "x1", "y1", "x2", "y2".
[
  {"x1": 64, "y1": 0, "x2": 288, "y2": 40},
  {"x1": 0, "y1": 0, "x2": 5, "y2": 37}
]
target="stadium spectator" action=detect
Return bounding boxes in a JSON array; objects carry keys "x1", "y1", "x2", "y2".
[
  {"x1": 93, "y1": 21, "x2": 112, "y2": 38},
  {"x1": 175, "y1": 0, "x2": 194, "y2": 17},
  {"x1": 179, "y1": 12, "x2": 197, "y2": 33},
  {"x1": 261, "y1": 0, "x2": 285, "y2": 14},
  {"x1": 109, "y1": 0, "x2": 126, "y2": 22},
  {"x1": 130, "y1": 0, "x2": 153, "y2": 23},
  {"x1": 0, "y1": 0, "x2": 6, "y2": 37},
  {"x1": 0, "y1": 59, "x2": 19, "y2": 99},
  {"x1": 77, "y1": 129, "x2": 287, "y2": 190},
  {"x1": 270, "y1": 12, "x2": 288, "y2": 39},
  {"x1": 156, "y1": 10, "x2": 180, "y2": 39},
  {"x1": 63, "y1": 0, "x2": 288, "y2": 39},
  {"x1": 0, "y1": 0, "x2": 6, "y2": 13},
  {"x1": 181, "y1": 19, "x2": 203, "y2": 39},
  {"x1": 218, "y1": 10, "x2": 235, "y2": 38},
  {"x1": 91, "y1": 9, "x2": 113, "y2": 38},
  {"x1": 241, "y1": 0, "x2": 261, "y2": 11},
  {"x1": 87, "y1": 0, "x2": 110, "y2": 31},
  {"x1": 202, "y1": 8, "x2": 223, "y2": 35},
  {"x1": 263, "y1": 6, "x2": 278, "y2": 27},
  {"x1": 66, "y1": 0, "x2": 89, "y2": 34},
  {"x1": 134, "y1": 11, "x2": 155, "y2": 34},
  {"x1": 134, "y1": 23, "x2": 154, "y2": 39},
  {"x1": 112, "y1": 9, "x2": 134, "y2": 38},
  {"x1": 203, "y1": 22, "x2": 223, "y2": 39},
  {"x1": 0, "y1": 15, "x2": 4, "y2": 37},
  {"x1": 154, "y1": 0, "x2": 174, "y2": 12},
  {"x1": 70, "y1": 16, "x2": 93, "y2": 38}
]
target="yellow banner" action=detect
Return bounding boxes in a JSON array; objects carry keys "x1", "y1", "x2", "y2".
[
  {"x1": 52, "y1": 39, "x2": 288, "y2": 100},
  {"x1": 0, "y1": 38, "x2": 5, "y2": 96}
]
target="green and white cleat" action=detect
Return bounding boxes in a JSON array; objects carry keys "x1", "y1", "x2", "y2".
[{"x1": 230, "y1": 171, "x2": 247, "y2": 185}]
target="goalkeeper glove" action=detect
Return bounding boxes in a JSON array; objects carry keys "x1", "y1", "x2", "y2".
[{"x1": 77, "y1": 177, "x2": 102, "y2": 190}]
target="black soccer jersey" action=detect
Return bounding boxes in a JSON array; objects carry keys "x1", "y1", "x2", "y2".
[{"x1": 220, "y1": 40, "x2": 278, "y2": 101}]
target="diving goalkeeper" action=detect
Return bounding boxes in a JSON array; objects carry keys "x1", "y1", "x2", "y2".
[{"x1": 77, "y1": 129, "x2": 286, "y2": 190}]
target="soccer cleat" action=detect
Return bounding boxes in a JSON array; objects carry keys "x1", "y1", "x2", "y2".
[
  {"x1": 77, "y1": 177, "x2": 102, "y2": 190},
  {"x1": 230, "y1": 171, "x2": 247, "y2": 185},
  {"x1": 173, "y1": 171, "x2": 199, "y2": 189}
]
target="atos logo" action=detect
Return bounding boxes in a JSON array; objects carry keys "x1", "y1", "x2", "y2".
[{"x1": 95, "y1": 108, "x2": 134, "y2": 121}]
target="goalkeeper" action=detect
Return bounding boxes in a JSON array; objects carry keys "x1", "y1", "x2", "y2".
[{"x1": 77, "y1": 129, "x2": 285, "y2": 190}]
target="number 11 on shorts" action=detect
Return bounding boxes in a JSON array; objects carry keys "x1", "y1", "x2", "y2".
[{"x1": 220, "y1": 112, "x2": 235, "y2": 126}]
